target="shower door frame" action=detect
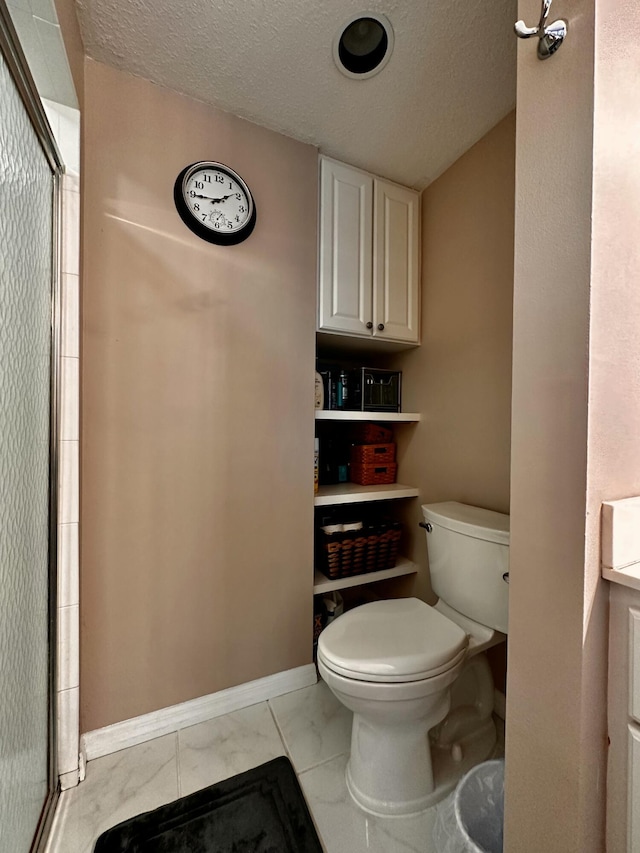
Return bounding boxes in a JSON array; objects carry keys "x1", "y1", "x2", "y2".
[{"x1": 0, "y1": 4, "x2": 65, "y2": 851}]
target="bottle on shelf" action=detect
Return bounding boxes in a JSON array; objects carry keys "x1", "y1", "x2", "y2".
[
  {"x1": 337, "y1": 370, "x2": 349, "y2": 410},
  {"x1": 314, "y1": 371, "x2": 324, "y2": 409}
]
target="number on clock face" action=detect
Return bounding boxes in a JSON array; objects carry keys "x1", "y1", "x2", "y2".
[{"x1": 184, "y1": 167, "x2": 251, "y2": 233}]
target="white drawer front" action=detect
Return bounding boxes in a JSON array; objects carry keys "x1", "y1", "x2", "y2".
[
  {"x1": 630, "y1": 608, "x2": 640, "y2": 723},
  {"x1": 628, "y1": 724, "x2": 640, "y2": 853}
]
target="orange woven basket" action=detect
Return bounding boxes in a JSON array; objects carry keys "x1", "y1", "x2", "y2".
[
  {"x1": 350, "y1": 462, "x2": 397, "y2": 486},
  {"x1": 349, "y1": 423, "x2": 393, "y2": 444},
  {"x1": 350, "y1": 443, "x2": 396, "y2": 466}
]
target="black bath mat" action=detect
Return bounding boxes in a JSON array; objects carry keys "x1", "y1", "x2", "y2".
[{"x1": 93, "y1": 756, "x2": 323, "y2": 853}]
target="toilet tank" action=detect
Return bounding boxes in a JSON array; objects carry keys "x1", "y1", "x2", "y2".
[{"x1": 422, "y1": 502, "x2": 509, "y2": 634}]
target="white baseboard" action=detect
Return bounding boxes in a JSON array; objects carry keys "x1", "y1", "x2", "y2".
[
  {"x1": 81, "y1": 664, "x2": 317, "y2": 762},
  {"x1": 494, "y1": 688, "x2": 506, "y2": 720}
]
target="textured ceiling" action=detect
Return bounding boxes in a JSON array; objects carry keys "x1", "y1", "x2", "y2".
[{"x1": 75, "y1": 0, "x2": 517, "y2": 189}]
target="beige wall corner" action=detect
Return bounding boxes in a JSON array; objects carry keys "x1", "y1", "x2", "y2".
[
  {"x1": 591, "y1": 1, "x2": 640, "y2": 849},
  {"x1": 80, "y1": 60, "x2": 317, "y2": 732},
  {"x1": 391, "y1": 111, "x2": 515, "y2": 604},
  {"x1": 503, "y1": 0, "x2": 640, "y2": 849}
]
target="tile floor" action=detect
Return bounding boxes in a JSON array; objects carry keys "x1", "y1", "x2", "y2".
[{"x1": 46, "y1": 679, "x2": 504, "y2": 853}]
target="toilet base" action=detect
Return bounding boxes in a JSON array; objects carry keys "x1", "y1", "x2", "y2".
[
  {"x1": 345, "y1": 688, "x2": 449, "y2": 817},
  {"x1": 346, "y1": 715, "x2": 497, "y2": 817}
]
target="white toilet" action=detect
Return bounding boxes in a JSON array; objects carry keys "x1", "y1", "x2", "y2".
[{"x1": 317, "y1": 501, "x2": 509, "y2": 817}]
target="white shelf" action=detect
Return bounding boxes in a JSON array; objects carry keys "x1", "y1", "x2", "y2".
[
  {"x1": 315, "y1": 482, "x2": 420, "y2": 506},
  {"x1": 313, "y1": 558, "x2": 418, "y2": 594},
  {"x1": 315, "y1": 410, "x2": 420, "y2": 422}
]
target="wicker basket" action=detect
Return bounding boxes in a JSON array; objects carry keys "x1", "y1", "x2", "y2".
[
  {"x1": 350, "y1": 462, "x2": 397, "y2": 486},
  {"x1": 350, "y1": 423, "x2": 394, "y2": 444},
  {"x1": 350, "y1": 442, "x2": 396, "y2": 465},
  {"x1": 317, "y1": 523, "x2": 402, "y2": 580}
]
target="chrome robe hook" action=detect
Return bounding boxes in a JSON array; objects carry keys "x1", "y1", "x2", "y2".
[{"x1": 514, "y1": 0, "x2": 567, "y2": 59}]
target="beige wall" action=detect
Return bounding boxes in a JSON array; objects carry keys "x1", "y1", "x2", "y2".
[
  {"x1": 588, "y1": 0, "x2": 640, "y2": 849},
  {"x1": 503, "y1": 0, "x2": 632, "y2": 848},
  {"x1": 80, "y1": 60, "x2": 317, "y2": 733},
  {"x1": 392, "y1": 112, "x2": 515, "y2": 604}
]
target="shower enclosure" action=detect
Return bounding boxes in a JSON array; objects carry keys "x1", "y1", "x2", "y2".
[{"x1": 0, "y1": 7, "x2": 64, "y2": 851}]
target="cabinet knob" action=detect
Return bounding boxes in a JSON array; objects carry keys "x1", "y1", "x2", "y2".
[
  {"x1": 366, "y1": 322, "x2": 373, "y2": 329},
  {"x1": 377, "y1": 323, "x2": 385, "y2": 331}
]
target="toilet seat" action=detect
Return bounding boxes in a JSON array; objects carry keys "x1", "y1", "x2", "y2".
[{"x1": 318, "y1": 598, "x2": 468, "y2": 683}]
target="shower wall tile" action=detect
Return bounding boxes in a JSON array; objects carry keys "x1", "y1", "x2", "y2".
[
  {"x1": 6, "y1": 7, "x2": 50, "y2": 95},
  {"x1": 58, "y1": 111, "x2": 80, "y2": 178},
  {"x1": 57, "y1": 605, "x2": 79, "y2": 691},
  {"x1": 57, "y1": 140, "x2": 81, "y2": 786},
  {"x1": 58, "y1": 687, "x2": 79, "y2": 776},
  {"x1": 30, "y1": 0, "x2": 59, "y2": 26},
  {"x1": 42, "y1": 99, "x2": 60, "y2": 141},
  {"x1": 60, "y1": 357, "x2": 79, "y2": 440},
  {"x1": 31, "y1": 18, "x2": 77, "y2": 107},
  {"x1": 61, "y1": 273, "x2": 79, "y2": 358},
  {"x1": 57, "y1": 523, "x2": 79, "y2": 608},
  {"x1": 61, "y1": 187, "x2": 79, "y2": 275},
  {"x1": 6, "y1": 0, "x2": 31, "y2": 14},
  {"x1": 58, "y1": 440, "x2": 79, "y2": 524},
  {"x1": 62, "y1": 172, "x2": 79, "y2": 194}
]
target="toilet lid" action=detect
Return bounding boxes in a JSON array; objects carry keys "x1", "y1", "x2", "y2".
[{"x1": 317, "y1": 598, "x2": 468, "y2": 683}]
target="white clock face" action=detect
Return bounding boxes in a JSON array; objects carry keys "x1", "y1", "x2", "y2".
[{"x1": 182, "y1": 165, "x2": 253, "y2": 235}]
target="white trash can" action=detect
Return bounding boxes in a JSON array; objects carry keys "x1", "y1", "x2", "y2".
[{"x1": 433, "y1": 759, "x2": 504, "y2": 853}]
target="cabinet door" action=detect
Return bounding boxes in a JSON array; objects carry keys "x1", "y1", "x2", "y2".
[
  {"x1": 373, "y1": 180, "x2": 420, "y2": 343},
  {"x1": 629, "y1": 723, "x2": 640, "y2": 853},
  {"x1": 318, "y1": 158, "x2": 373, "y2": 336}
]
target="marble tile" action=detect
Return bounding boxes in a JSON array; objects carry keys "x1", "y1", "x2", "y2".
[
  {"x1": 49, "y1": 735, "x2": 179, "y2": 853},
  {"x1": 178, "y1": 702, "x2": 286, "y2": 797},
  {"x1": 299, "y1": 753, "x2": 439, "y2": 853},
  {"x1": 269, "y1": 679, "x2": 352, "y2": 772}
]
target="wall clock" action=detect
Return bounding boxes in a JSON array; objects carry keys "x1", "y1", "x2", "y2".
[{"x1": 173, "y1": 161, "x2": 256, "y2": 245}]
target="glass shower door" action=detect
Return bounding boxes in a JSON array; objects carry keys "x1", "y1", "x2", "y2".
[{"x1": 0, "y1": 36, "x2": 57, "y2": 853}]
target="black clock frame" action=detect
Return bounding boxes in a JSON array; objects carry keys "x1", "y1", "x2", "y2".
[{"x1": 173, "y1": 161, "x2": 257, "y2": 246}]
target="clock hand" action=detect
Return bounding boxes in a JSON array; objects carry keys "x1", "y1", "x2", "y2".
[{"x1": 192, "y1": 193, "x2": 236, "y2": 203}]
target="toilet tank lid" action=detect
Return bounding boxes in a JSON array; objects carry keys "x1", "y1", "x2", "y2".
[{"x1": 422, "y1": 502, "x2": 509, "y2": 546}]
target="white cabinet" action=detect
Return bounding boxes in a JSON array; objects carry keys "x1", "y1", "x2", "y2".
[
  {"x1": 373, "y1": 179, "x2": 421, "y2": 343},
  {"x1": 318, "y1": 158, "x2": 372, "y2": 337},
  {"x1": 606, "y1": 585, "x2": 640, "y2": 853},
  {"x1": 318, "y1": 156, "x2": 420, "y2": 344}
]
